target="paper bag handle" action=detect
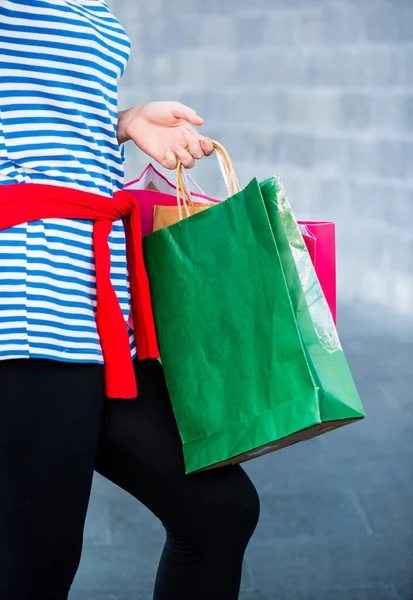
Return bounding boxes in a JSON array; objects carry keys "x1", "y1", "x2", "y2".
[{"x1": 176, "y1": 140, "x2": 241, "y2": 221}]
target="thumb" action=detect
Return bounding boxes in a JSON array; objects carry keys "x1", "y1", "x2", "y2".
[{"x1": 172, "y1": 103, "x2": 205, "y2": 126}]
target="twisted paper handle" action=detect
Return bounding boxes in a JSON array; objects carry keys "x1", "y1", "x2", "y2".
[{"x1": 176, "y1": 140, "x2": 241, "y2": 221}]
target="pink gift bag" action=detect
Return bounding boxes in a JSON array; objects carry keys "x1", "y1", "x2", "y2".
[
  {"x1": 125, "y1": 164, "x2": 223, "y2": 331},
  {"x1": 299, "y1": 221, "x2": 337, "y2": 323},
  {"x1": 300, "y1": 225, "x2": 317, "y2": 264},
  {"x1": 124, "y1": 164, "x2": 219, "y2": 237},
  {"x1": 125, "y1": 165, "x2": 337, "y2": 323}
]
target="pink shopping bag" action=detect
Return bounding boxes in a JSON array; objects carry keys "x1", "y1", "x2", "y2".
[
  {"x1": 124, "y1": 164, "x2": 221, "y2": 331},
  {"x1": 298, "y1": 221, "x2": 337, "y2": 323},
  {"x1": 300, "y1": 225, "x2": 317, "y2": 265},
  {"x1": 124, "y1": 164, "x2": 219, "y2": 237},
  {"x1": 125, "y1": 165, "x2": 337, "y2": 323}
]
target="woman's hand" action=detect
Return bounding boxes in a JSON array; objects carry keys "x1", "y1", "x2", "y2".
[{"x1": 117, "y1": 101, "x2": 214, "y2": 169}]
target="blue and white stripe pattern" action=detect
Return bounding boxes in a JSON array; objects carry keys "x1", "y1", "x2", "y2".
[{"x1": 0, "y1": 0, "x2": 135, "y2": 363}]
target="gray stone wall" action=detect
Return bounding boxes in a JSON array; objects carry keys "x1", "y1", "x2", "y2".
[{"x1": 110, "y1": 0, "x2": 413, "y2": 320}]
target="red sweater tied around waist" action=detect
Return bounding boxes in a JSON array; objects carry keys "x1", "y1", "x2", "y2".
[{"x1": 0, "y1": 183, "x2": 159, "y2": 399}]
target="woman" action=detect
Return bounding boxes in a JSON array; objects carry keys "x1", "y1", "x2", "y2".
[{"x1": 0, "y1": 2, "x2": 260, "y2": 599}]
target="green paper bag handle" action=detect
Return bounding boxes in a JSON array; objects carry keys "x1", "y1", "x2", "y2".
[{"x1": 176, "y1": 140, "x2": 241, "y2": 221}]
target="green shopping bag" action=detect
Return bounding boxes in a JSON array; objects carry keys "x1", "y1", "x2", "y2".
[
  {"x1": 143, "y1": 144, "x2": 364, "y2": 474},
  {"x1": 260, "y1": 176, "x2": 365, "y2": 425}
]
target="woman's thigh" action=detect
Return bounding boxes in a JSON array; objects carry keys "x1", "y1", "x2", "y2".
[
  {"x1": 0, "y1": 359, "x2": 104, "y2": 600},
  {"x1": 96, "y1": 359, "x2": 259, "y2": 541}
]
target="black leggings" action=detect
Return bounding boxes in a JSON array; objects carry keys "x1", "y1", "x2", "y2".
[{"x1": 0, "y1": 358, "x2": 259, "y2": 600}]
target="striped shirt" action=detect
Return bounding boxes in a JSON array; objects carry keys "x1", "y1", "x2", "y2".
[{"x1": 0, "y1": 0, "x2": 135, "y2": 363}]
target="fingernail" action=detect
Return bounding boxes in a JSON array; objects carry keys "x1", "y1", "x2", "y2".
[{"x1": 176, "y1": 145, "x2": 184, "y2": 152}]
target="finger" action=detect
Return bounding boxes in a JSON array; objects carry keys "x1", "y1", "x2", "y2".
[
  {"x1": 183, "y1": 129, "x2": 206, "y2": 160},
  {"x1": 200, "y1": 137, "x2": 214, "y2": 156},
  {"x1": 161, "y1": 147, "x2": 177, "y2": 170},
  {"x1": 172, "y1": 103, "x2": 204, "y2": 126},
  {"x1": 174, "y1": 145, "x2": 196, "y2": 169}
]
